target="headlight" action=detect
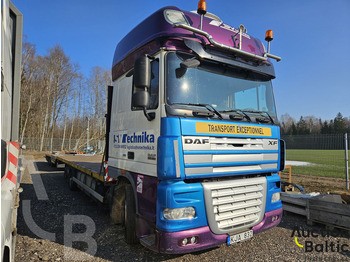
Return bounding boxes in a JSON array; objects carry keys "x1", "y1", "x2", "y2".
[
  {"x1": 164, "y1": 9, "x2": 189, "y2": 25},
  {"x1": 271, "y1": 192, "x2": 280, "y2": 203},
  {"x1": 163, "y1": 207, "x2": 196, "y2": 220}
]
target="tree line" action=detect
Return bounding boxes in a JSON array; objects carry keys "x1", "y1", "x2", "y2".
[
  {"x1": 20, "y1": 40, "x2": 111, "y2": 151},
  {"x1": 280, "y1": 112, "x2": 350, "y2": 136}
]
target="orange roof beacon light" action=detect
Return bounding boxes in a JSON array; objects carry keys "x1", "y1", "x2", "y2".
[
  {"x1": 197, "y1": 0, "x2": 207, "y2": 30},
  {"x1": 264, "y1": 29, "x2": 281, "y2": 61},
  {"x1": 265, "y1": 29, "x2": 273, "y2": 54},
  {"x1": 265, "y1": 29, "x2": 273, "y2": 42},
  {"x1": 197, "y1": 0, "x2": 207, "y2": 15}
]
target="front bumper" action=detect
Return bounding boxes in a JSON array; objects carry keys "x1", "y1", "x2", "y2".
[{"x1": 156, "y1": 208, "x2": 283, "y2": 254}]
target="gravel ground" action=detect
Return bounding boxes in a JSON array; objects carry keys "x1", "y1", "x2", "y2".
[{"x1": 15, "y1": 156, "x2": 350, "y2": 261}]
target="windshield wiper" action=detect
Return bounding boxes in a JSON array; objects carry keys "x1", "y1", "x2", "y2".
[
  {"x1": 171, "y1": 103, "x2": 223, "y2": 120},
  {"x1": 219, "y1": 109, "x2": 251, "y2": 122},
  {"x1": 243, "y1": 110, "x2": 275, "y2": 124}
]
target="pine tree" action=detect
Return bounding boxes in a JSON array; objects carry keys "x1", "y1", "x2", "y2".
[{"x1": 333, "y1": 112, "x2": 346, "y2": 133}]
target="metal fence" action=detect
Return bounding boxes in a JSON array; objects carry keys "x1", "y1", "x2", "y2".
[
  {"x1": 281, "y1": 133, "x2": 349, "y2": 189},
  {"x1": 282, "y1": 133, "x2": 350, "y2": 150},
  {"x1": 22, "y1": 137, "x2": 105, "y2": 153}
]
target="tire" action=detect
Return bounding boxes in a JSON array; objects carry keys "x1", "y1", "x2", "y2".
[
  {"x1": 110, "y1": 183, "x2": 126, "y2": 225},
  {"x1": 69, "y1": 176, "x2": 78, "y2": 191},
  {"x1": 124, "y1": 185, "x2": 138, "y2": 244}
]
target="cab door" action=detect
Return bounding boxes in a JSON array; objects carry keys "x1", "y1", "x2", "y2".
[{"x1": 109, "y1": 54, "x2": 161, "y2": 177}]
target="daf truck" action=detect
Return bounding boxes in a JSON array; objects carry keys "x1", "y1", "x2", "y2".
[{"x1": 50, "y1": 2, "x2": 284, "y2": 254}]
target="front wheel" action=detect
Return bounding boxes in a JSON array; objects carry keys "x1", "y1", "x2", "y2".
[{"x1": 124, "y1": 185, "x2": 138, "y2": 244}]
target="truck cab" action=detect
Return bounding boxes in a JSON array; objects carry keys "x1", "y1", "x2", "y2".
[{"x1": 108, "y1": 4, "x2": 284, "y2": 254}]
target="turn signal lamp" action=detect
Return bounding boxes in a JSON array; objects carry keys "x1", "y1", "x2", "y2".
[
  {"x1": 197, "y1": 0, "x2": 207, "y2": 15},
  {"x1": 265, "y1": 29, "x2": 273, "y2": 42}
]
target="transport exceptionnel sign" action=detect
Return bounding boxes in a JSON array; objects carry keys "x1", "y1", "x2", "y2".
[{"x1": 196, "y1": 122, "x2": 272, "y2": 136}]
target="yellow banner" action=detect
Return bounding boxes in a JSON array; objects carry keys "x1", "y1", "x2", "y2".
[{"x1": 196, "y1": 122, "x2": 271, "y2": 136}]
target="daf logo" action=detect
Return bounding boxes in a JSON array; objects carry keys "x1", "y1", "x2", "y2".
[
  {"x1": 268, "y1": 140, "x2": 278, "y2": 146},
  {"x1": 184, "y1": 138, "x2": 209, "y2": 144}
]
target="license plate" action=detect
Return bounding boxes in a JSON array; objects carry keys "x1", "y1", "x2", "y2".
[{"x1": 227, "y1": 230, "x2": 253, "y2": 245}]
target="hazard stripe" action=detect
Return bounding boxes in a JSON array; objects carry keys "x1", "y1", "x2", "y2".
[
  {"x1": 4, "y1": 141, "x2": 19, "y2": 185},
  {"x1": 12, "y1": 141, "x2": 19, "y2": 149},
  {"x1": 10, "y1": 141, "x2": 20, "y2": 150},
  {"x1": 8, "y1": 161, "x2": 17, "y2": 174},
  {"x1": 6, "y1": 170, "x2": 17, "y2": 184},
  {"x1": 104, "y1": 176, "x2": 116, "y2": 182},
  {"x1": 9, "y1": 151, "x2": 18, "y2": 166},
  {"x1": 9, "y1": 142, "x2": 19, "y2": 155}
]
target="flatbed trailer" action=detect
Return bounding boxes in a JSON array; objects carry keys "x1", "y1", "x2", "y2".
[
  {"x1": 45, "y1": 154, "x2": 104, "y2": 180},
  {"x1": 45, "y1": 154, "x2": 109, "y2": 203}
]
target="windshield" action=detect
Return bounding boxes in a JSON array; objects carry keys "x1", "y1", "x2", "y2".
[{"x1": 166, "y1": 52, "x2": 277, "y2": 122}]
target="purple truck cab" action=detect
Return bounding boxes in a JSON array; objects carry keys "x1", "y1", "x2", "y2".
[{"x1": 108, "y1": 4, "x2": 283, "y2": 254}]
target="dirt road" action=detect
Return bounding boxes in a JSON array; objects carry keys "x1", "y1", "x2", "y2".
[{"x1": 15, "y1": 156, "x2": 350, "y2": 261}]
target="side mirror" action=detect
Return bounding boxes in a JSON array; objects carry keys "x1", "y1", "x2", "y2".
[
  {"x1": 132, "y1": 90, "x2": 155, "y2": 121},
  {"x1": 132, "y1": 90, "x2": 150, "y2": 108},
  {"x1": 132, "y1": 55, "x2": 155, "y2": 121},
  {"x1": 134, "y1": 55, "x2": 151, "y2": 89}
]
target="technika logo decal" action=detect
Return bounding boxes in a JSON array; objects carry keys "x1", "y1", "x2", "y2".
[
  {"x1": 113, "y1": 131, "x2": 156, "y2": 151},
  {"x1": 291, "y1": 226, "x2": 349, "y2": 253},
  {"x1": 114, "y1": 131, "x2": 155, "y2": 144}
]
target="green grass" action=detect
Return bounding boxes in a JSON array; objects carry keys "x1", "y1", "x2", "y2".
[{"x1": 286, "y1": 149, "x2": 347, "y2": 178}]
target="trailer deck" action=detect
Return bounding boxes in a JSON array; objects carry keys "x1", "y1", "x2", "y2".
[{"x1": 46, "y1": 154, "x2": 104, "y2": 181}]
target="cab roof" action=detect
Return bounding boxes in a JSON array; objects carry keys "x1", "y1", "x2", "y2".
[{"x1": 112, "y1": 6, "x2": 268, "y2": 80}]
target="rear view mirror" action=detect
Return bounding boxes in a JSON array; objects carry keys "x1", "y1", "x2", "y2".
[
  {"x1": 134, "y1": 55, "x2": 151, "y2": 89},
  {"x1": 132, "y1": 90, "x2": 150, "y2": 108},
  {"x1": 132, "y1": 55, "x2": 155, "y2": 121},
  {"x1": 176, "y1": 57, "x2": 200, "y2": 78}
]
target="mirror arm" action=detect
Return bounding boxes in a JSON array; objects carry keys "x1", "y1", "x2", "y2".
[{"x1": 143, "y1": 107, "x2": 155, "y2": 121}]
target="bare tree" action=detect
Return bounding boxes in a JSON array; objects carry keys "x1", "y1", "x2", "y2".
[
  {"x1": 20, "y1": 41, "x2": 37, "y2": 144},
  {"x1": 86, "y1": 66, "x2": 111, "y2": 140}
]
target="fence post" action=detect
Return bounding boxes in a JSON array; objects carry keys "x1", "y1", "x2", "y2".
[{"x1": 345, "y1": 133, "x2": 349, "y2": 190}]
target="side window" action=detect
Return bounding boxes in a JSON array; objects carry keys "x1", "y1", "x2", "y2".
[
  {"x1": 149, "y1": 60, "x2": 159, "y2": 109},
  {"x1": 132, "y1": 59, "x2": 159, "y2": 110}
]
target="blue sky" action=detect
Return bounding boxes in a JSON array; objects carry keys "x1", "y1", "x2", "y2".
[{"x1": 12, "y1": 0, "x2": 350, "y2": 121}]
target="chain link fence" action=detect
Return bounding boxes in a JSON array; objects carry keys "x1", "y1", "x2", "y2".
[
  {"x1": 22, "y1": 137, "x2": 105, "y2": 153},
  {"x1": 281, "y1": 133, "x2": 349, "y2": 187},
  {"x1": 282, "y1": 133, "x2": 349, "y2": 150}
]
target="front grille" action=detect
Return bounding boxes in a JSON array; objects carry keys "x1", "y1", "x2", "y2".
[
  {"x1": 202, "y1": 177, "x2": 266, "y2": 234},
  {"x1": 209, "y1": 137, "x2": 264, "y2": 150},
  {"x1": 182, "y1": 136, "x2": 279, "y2": 177}
]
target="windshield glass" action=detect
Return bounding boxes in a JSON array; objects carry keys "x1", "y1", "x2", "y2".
[{"x1": 166, "y1": 52, "x2": 277, "y2": 122}]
